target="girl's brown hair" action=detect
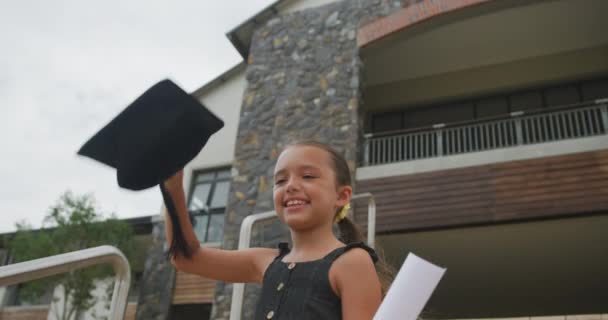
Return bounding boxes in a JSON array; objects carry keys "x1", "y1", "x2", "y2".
[{"x1": 285, "y1": 140, "x2": 395, "y2": 296}]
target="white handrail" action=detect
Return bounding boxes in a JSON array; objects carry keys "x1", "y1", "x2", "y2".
[
  {"x1": 229, "y1": 211, "x2": 276, "y2": 320},
  {"x1": 351, "y1": 192, "x2": 376, "y2": 248},
  {"x1": 0, "y1": 245, "x2": 131, "y2": 320},
  {"x1": 229, "y1": 193, "x2": 376, "y2": 320}
]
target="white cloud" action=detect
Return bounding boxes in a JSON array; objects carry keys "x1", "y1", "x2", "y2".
[{"x1": 0, "y1": 0, "x2": 275, "y2": 233}]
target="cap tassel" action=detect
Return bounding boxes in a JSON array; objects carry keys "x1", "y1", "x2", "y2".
[{"x1": 160, "y1": 183, "x2": 194, "y2": 259}]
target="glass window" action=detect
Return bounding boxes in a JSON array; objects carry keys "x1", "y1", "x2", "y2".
[
  {"x1": 0, "y1": 249, "x2": 7, "y2": 266},
  {"x1": 189, "y1": 183, "x2": 211, "y2": 212},
  {"x1": 216, "y1": 170, "x2": 232, "y2": 179},
  {"x1": 187, "y1": 168, "x2": 231, "y2": 243},
  {"x1": 510, "y1": 91, "x2": 543, "y2": 112},
  {"x1": 195, "y1": 172, "x2": 215, "y2": 183},
  {"x1": 477, "y1": 97, "x2": 509, "y2": 119},
  {"x1": 403, "y1": 107, "x2": 437, "y2": 129},
  {"x1": 368, "y1": 76, "x2": 608, "y2": 137},
  {"x1": 402, "y1": 103, "x2": 474, "y2": 129},
  {"x1": 193, "y1": 215, "x2": 209, "y2": 241},
  {"x1": 210, "y1": 181, "x2": 230, "y2": 209},
  {"x1": 581, "y1": 78, "x2": 608, "y2": 101},
  {"x1": 373, "y1": 112, "x2": 402, "y2": 132},
  {"x1": 437, "y1": 102, "x2": 475, "y2": 124},
  {"x1": 544, "y1": 85, "x2": 580, "y2": 107},
  {"x1": 207, "y1": 214, "x2": 225, "y2": 243}
]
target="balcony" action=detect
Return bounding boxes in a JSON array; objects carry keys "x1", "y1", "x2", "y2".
[{"x1": 363, "y1": 99, "x2": 608, "y2": 166}]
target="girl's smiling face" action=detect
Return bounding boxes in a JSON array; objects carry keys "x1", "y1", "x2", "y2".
[{"x1": 273, "y1": 145, "x2": 350, "y2": 231}]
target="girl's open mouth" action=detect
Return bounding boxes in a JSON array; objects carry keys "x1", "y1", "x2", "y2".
[{"x1": 284, "y1": 199, "x2": 310, "y2": 211}]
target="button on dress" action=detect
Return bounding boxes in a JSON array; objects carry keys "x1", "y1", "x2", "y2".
[{"x1": 254, "y1": 242, "x2": 378, "y2": 320}]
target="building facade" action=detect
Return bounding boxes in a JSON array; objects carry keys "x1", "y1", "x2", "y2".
[
  {"x1": 152, "y1": 0, "x2": 608, "y2": 319},
  {"x1": 143, "y1": 0, "x2": 608, "y2": 319}
]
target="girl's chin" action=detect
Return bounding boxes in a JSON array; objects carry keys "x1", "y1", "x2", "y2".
[
  {"x1": 282, "y1": 211, "x2": 313, "y2": 227},
  {"x1": 280, "y1": 204, "x2": 311, "y2": 216},
  {"x1": 284, "y1": 219, "x2": 313, "y2": 231},
  {"x1": 284, "y1": 203, "x2": 310, "y2": 212}
]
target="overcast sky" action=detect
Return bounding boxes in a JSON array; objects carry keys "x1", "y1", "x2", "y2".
[{"x1": 0, "y1": 0, "x2": 275, "y2": 233}]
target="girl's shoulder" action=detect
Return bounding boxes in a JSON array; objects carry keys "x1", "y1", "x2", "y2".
[
  {"x1": 328, "y1": 243, "x2": 379, "y2": 294},
  {"x1": 328, "y1": 243, "x2": 382, "y2": 317},
  {"x1": 276, "y1": 241, "x2": 377, "y2": 264},
  {"x1": 327, "y1": 242, "x2": 379, "y2": 265}
]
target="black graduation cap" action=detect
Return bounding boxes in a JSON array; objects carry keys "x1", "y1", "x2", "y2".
[
  {"x1": 78, "y1": 79, "x2": 224, "y2": 191},
  {"x1": 78, "y1": 79, "x2": 224, "y2": 258}
]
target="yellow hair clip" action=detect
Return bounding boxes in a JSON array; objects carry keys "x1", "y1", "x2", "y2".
[{"x1": 334, "y1": 203, "x2": 351, "y2": 223}]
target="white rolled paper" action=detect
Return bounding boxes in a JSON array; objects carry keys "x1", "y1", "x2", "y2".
[{"x1": 373, "y1": 253, "x2": 446, "y2": 320}]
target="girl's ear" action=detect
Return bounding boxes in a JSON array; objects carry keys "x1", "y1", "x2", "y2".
[{"x1": 336, "y1": 185, "x2": 353, "y2": 207}]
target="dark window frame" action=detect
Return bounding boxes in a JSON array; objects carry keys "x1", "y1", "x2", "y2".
[
  {"x1": 187, "y1": 167, "x2": 231, "y2": 243},
  {"x1": 368, "y1": 76, "x2": 608, "y2": 134},
  {"x1": 0, "y1": 249, "x2": 7, "y2": 266}
]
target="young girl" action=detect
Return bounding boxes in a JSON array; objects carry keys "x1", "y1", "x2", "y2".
[{"x1": 162, "y1": 140, "x2": 393, "y2": 319}]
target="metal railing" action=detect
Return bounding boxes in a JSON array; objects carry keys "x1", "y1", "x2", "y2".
[
  {"x1": 351, "y1": 193, "x2": 376, "y2": 248},
  {"x1": 229, "y1": 193, "x2": 376, "y2": 320},
  {"x1": 229, "y1": 211, "x2": 276, "y2": 320},
  {"x1": 0, "y1": 246, "x2": 131, "y2": 320},
  {"x1": 364, "y1": 100, "x2": 608, "y2": 166}
]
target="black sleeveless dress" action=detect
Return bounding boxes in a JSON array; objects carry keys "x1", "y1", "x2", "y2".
[{"x1": 254, "y1": 242, "x2": 378, "y2": 319}]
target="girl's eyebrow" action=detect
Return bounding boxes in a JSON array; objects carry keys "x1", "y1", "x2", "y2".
[{"x1": 274, "y1": 165, "x2": 321, "y2": 177}]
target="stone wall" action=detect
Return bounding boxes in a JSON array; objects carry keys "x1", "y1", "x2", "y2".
[
  {"x1": 210, "y1": 1, "x2": 408, "y2": 319},
  {"x1": 135, "y1": 217, "x2": 175, "y2": 320}
]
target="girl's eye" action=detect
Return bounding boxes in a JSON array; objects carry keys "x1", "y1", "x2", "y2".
[
  {"x1": 274, "y1": 179, "x2": 286, "y2": 185},
  {"x1": 303, "y1": 175, "x2": 316, "y2": 179}
]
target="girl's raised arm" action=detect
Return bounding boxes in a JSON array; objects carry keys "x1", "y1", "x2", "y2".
[{"x1": 162, "y1": 170, "x2": 277, "y2": 284}]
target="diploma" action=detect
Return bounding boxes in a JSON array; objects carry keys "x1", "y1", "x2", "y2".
[{"x1": 374, "y1": 253, "x2": 446, "y2": 320}]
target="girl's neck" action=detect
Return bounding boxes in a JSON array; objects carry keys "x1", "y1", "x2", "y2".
[{"x1": 288, "y1": 224, "x2": 344, "y2": 260}]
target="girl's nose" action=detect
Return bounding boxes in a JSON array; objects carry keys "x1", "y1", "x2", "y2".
[{"x1": 286, "y1": 177, "x2": 300, "y2": 193}]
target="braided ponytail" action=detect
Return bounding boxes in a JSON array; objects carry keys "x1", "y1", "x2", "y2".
[
  {"x1": 337, "y1": 215, "x2": 364, "y2": 244},
  {"x1": 336, "y1": 212, "x2": 395, "y2": 297}
]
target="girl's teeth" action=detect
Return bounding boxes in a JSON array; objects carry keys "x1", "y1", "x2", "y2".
[{"x1": 287, "y1": 200, "x2": 306, "y2": 206}]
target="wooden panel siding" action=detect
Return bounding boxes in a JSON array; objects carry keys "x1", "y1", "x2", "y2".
[
  {"x1": 125, "y1": 302, "x2": 137, "y2": 320},
  {"x1": 0, "y1": 303, "x2": 137, "y2": 320},
  {"x1": 354, "y1": 149, "x2": 608, "y2": 233},
  {"x1": 0, "y1": 306, "x2": 49, "y2": 320},
  {"x1": 172, "y1": 270, "x2": 216, "y2": 304}
]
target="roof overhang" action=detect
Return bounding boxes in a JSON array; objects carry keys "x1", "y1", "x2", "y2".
[{"x1": 226, "y1": 0, "x2": 295, "y2": 59}]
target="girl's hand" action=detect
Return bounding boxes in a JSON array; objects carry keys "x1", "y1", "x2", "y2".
[{"x1": 164, "y1": 169, "x2": 184, "y2": 192}]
